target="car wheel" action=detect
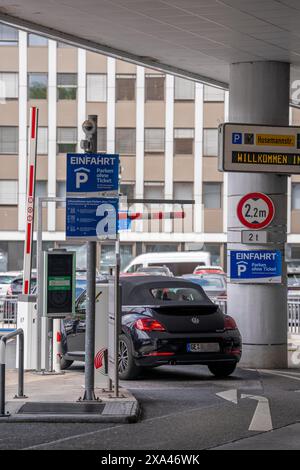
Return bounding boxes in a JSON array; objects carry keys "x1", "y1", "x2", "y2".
[
  {"x1": 208, "y1": 362, "x2": 236, "y2": 378},
  {"x1": 60, "y1": 358, "x2": 74, "y2": 370},
  {"x1": 118, "y1": 334, "x2": 141, "y2": 380}
]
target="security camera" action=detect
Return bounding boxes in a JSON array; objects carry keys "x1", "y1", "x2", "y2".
[{"x1": 82, "y1": 119, "x2": 96, "y2": 136}]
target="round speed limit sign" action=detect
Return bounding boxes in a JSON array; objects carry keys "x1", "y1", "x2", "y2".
[{"x1": 237, "y1": 192, "x2": 275, "y2": 229}]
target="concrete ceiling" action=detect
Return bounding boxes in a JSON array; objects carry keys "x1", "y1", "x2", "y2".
[{"x1": 1, "y1": 0, "x2": 300, "y2": 96}]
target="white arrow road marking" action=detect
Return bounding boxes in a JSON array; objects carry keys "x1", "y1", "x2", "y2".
[
  {"x1": 241, "y1": 394, "x2": 273, "y2": 432},
  {"x1": 216, "y1": 389, "x2": 238, "y2": 404},
  {"x1": 216, "y1": 390, "x2": 273, "y2": 432}
]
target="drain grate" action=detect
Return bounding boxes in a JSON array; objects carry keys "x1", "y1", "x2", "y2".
[{"x1": 17, "y1": 402, "x2": 105, "y2": 415}]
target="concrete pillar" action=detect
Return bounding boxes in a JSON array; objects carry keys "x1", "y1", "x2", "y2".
[{"x1": 228, "y1": 61, "x2": 290, "y2": 368}]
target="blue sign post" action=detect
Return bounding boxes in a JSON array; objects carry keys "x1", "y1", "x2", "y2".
[
  {"x1": 65, "y1": 153, "x2": 119, "y2": 240},
  {"x1": 66, "y1": 198, "x2": 119, "y2": 240},
  {"x1": 66, "y1": 153, "x2": 119, "y2": 196},
  {"x1": 229, "y1": 250, "x2": 282, "y2": 283}
]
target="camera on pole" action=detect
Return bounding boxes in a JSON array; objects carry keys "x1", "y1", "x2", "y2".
[{"x1": 80, "y1": 118, "x2": 97, "y2": 153}]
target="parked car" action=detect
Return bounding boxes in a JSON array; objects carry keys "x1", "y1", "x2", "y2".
[
  {"x1": 193, "y1": 266, "x2": 225, "y2": 275},
  {"x1": 6, "y1": 272, "x2": 37, "y2": 296},
  {"x1": 124, "y1": 251, "x2": 211, "y2": 276},
  {"x1": 288, "y1": 267, "x2": 300, "y2": 298},
  {"x1": 61, "y1": 276, "x2": 241, "y2": 379},
  {"x1": 0, "y1": 272, "x2": 21, "y2": 296},
  {"x1": 136, "y1": 265, "x2": 173, "y2": 276},
  {"x1": 181, "y1": 274, "x2": 227, "y2": 299}
]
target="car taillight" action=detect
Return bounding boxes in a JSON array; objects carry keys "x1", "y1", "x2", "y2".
[
  {"x1": 134, "y1": 318, "x2": 166, "y2": 332},
  {"x1": 224, "y1": 315, "x2": 237, "y2": 330}
]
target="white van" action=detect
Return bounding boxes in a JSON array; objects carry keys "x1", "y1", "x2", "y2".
[{"x1": 124, "y1": 251, "x2": 211, "y2": 277}]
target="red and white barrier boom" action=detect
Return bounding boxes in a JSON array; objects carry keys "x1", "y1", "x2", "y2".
[
  {"x1": 22, "y1": 107, "x2": 38, "y2": 295},
  {"x1": 118, "y1": 210, "x2": 185, "y2": 221}
]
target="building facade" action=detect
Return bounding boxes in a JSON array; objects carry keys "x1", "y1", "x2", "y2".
[{"x1": 0, "y1": 24, "x2": 299, "y2": 272}]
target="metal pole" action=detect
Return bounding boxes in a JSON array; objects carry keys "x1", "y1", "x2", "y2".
[
  {"x1": 0, "y1": 341, "x2": 5, "y2": 416},
  {"x1": 83, "y1": 115, "x2": 98, "y2": 401},
  {"x1": 36, "y1": 197, "x2": 43, "y2": 372},
  {"x1": 17, "y1": 332, "x2": 25, "y2": 398},
  {"x1": 114, "y1": 236, "x2": 120, "y2": 398}
]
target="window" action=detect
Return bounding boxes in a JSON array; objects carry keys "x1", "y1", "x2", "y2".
[
  {"x1": 28, "y1": 73, "x2": 48, "y2": 99},
  {"x1": 292, "y1": 183, "x2": 300, "y2": 210},
  {"x1": 204, "y1": 85, "x2": 225, "y2": 102},
  {"x1": 0, "y1": 73, "x2": 18, "y2": 100},
  {"x1": 56, "y1": 181, "x2": 66, "y2": 207},
  {"x1": 145, "y1": 128, "x2": 165, "y2": 152},
  {"x1": 97, "y1": 128, "x2": 107, "y2": 152},
  {"x1": 27, "y1": 127, "x2": 48, "y2": 154},
  {"x1": 57, "y1": 127, "x2": 77, "y2": 153},
  {"x1": 100, "y1": 244, "x2": 133, "y2": 272},
  {"x1": 0, "y1": 127, "x2": 18, "y2": 153},
  {"x1": 0, "y1": 181, "x2": 18, "y2": 205},
  {"x1": 115, "y1": 128, "x2": 136, "y2": 154},
  {"x1": 57, "y1": 73, "x2": 77, "y2": 100},
  {"x1": 86, "y1": 74, "x2": 106, "y2": 102},
  {"x1": 116, "y1": 74, "x2": 135, "y2": 101},
  {"x1": 174, "y1": 129, "x2": 194, "y2": 154},
  {"x1": 145, "y1": 74, "x2": 165, "y2": 101},
  {"x1": 174, "y1": 77, "x2": 195, "y2": 100},
  {"x1": 203, "y1": 183, "x2": 222, "y2": 209},
  {"x1": 35, "y1": 181, "x2": 47, "y2": 199},
  {"x1": 28, "y1": 34, "x2": 48, "y2": 46},
  {"x1": 57, "y1": 42, "x2": 71, "y2": 48},
  {"x1": 144, "y1": 184, "x2": 164, "y2": 200},
  {"x1": 203, "y1": 129, "x2": 218, "y2": 156},
  {"x1": 173, "y1": 182, "x2": 193, "y2": 201},
  {"x1": 150, "y1": 286, "x2": 204, "y2": 302},
  {"x1": 0, "y1": 25, "x2": 18, "y2": 45},
  {"x1": 120, "y1": 183, "x2": 135, "y2": 200}
]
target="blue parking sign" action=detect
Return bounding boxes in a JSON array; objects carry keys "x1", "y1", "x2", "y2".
[
  {"x1": 232, "y1": 133, "x2": 242, "y2": 144},
  {"x1": 230, "y1": 250, "x2": 282, "y2": 283},
  {"x1": 66, "y1": 197, "x2": 119, "y2": 240},
  {"x1": 66, "y1": 153, "x2": 119, "y2": 196}
]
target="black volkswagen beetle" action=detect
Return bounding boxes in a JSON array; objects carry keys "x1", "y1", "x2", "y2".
[{"x1": 61, "y1": 276, "x2": 242, "y2": 379}]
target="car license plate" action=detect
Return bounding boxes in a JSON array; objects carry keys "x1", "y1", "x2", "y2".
[{"x1": 187, "y1": 342, "x2": 220, "y2": 353}]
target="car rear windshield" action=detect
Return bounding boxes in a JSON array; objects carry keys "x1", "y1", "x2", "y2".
[
  {"x1": 194, "y1": 277, "x2": 225, "y2": 288},
  {"x1": 150, "y1": 287, "x2": 205, "y2": 302}
]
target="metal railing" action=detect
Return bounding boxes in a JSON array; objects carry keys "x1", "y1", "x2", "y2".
[
  {"x1": 0, "y1": 328, "x2": 26, "y2": 417},
  {"x1": 0, "y1": 295, "x2": 18, "y2": 329},
  {"x1": 212, "y1": 297, "x2": 300, "y2": 335},
  {"x1": 288, "y1": 299, "x2": 300, "y2": 334}
]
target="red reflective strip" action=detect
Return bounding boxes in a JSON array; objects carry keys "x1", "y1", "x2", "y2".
[
  {"x1": 145, "y1": 352, "x2": 175, "y2": 357},
  {"x1": 128, "y1": 212, "x2": 141, "y2": 220},
  {"x1": 24, "y1": 280, "x2": 29, "y2": 295},
  {"x1": 26, "y1": 223, "x2": 32, "y2": 254},
  {"x1": 28, "y1": 165, "x2": 34, "y2": 197},
  {"x1": 31, "y1": 107, "x2": 36, "y2": 139}
]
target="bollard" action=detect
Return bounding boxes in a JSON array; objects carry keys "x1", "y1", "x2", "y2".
[{"x1": 52, "y1": 319, "x2": 62, "y2": 374}]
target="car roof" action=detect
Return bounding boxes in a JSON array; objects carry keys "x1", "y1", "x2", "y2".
[{"x1": 120, "y1": 275, "x2": 212, "y2": 306}]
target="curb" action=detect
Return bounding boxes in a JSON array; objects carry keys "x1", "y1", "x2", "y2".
[{"x1": 0, "y1": 399, "x2": 141, "y2": 424}]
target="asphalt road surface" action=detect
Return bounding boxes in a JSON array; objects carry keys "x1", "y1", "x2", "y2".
[{"x1": 1, "y1": 363, "x2": 300, "y2": 450}]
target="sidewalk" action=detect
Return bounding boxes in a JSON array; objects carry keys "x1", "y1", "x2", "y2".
[{"x1": 1, "y1": 368, "x2": 140, "y2": 423}]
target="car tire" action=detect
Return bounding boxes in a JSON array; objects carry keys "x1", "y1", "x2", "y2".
[
  {"x1": 118, "y1": 334, "x2": 141, "y2": 380},
  {"x1": 208, "y1": 362, "x2": 236, "y2": 378},
  {"x1": 60, "y1": 358, "x2": 74, "y2": 370}
]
